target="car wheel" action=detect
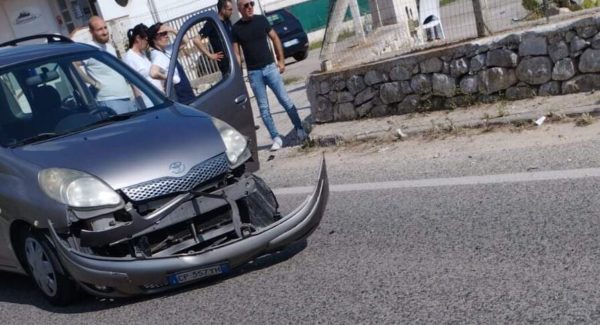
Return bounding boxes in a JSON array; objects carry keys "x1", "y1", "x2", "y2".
[
  {"x1": 293, "y1": 50, "x2": 308, "y2": 61},
  {"x1": 22, "y1": 231, "x2": 77, "y2": 305}
]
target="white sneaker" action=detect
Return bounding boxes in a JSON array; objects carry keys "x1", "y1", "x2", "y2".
[
  {"x1": 296, "y1": 128, "x2": 308, "y2": 141},
  {"x1": 270, "y1": 136, "x2": 283, "y2": 151}
]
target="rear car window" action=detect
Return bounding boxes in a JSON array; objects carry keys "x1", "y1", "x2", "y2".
[{"x1": 267, "y1": 12, "x2": 286, "y2": 25}]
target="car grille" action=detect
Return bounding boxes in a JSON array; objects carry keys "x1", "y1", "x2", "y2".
[{"x1": 121, "y1": 153, "x2": 229, "y2": 202}]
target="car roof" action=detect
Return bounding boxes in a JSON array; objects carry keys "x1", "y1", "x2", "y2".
[
  {"x1": 0, "y1": 42, "x2": 97, "y2": 69},
  {"x1": 266, "y1": 8, "x2": 290, "y2": 15}
]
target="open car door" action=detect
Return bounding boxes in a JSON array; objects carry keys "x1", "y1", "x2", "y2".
[{"x1": 166, "y1": 11, "x2": 259, "y2": 172}]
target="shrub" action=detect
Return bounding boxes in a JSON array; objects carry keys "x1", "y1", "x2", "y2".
[
  {"x1": 522, "y1": 0, "x2": 542, "y2": 12},
  {"x1": 582, "y1": 0, "x2": 600, "y2": 9}
]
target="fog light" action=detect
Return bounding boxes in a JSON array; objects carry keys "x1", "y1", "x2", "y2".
[{"x1": 94, "y1": 285, "x2": 111, "y2": 292}]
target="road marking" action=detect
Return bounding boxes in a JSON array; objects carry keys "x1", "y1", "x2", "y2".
[{"x1": 273, "y1": 167, "x2": 600, "y2": 195}]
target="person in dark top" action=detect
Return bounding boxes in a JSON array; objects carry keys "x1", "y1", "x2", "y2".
[
  {"x1": 193, "y1": 0, "x2": 234, "y2": 74},
  {"x1": 232, "y1": 0, "x2": 308, "y2": 151}
]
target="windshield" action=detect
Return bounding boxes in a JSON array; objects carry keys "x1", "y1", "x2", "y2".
[
  {"x1": 266, "y1": 12, "x2": 286, "y2": 26},
  {"x1": 0, "y1": 51, "x2": 168, "y2": 147}
]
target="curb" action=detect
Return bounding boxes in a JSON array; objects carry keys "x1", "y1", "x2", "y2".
[{"x1": 310, "y1": 105, "x2": 600, "y2": 147}]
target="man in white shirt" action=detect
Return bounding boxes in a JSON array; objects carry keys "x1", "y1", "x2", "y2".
[{"x1": 83, "y1": 16, "x2": 137, "y2": 114}]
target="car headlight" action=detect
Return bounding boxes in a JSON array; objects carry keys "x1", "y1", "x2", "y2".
[
  {"x1": 38, "y1": 168, "x2": 122, "y2": 208},
  {"x1": 212, "y1": 118, "x2": 251, "y2": 167}
]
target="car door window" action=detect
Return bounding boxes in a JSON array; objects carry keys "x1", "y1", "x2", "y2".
[
  {"x1": 267, "y1": 12, "x2": 285, "y2": 25},
  {"x1": 0, "y1": 72, "x2": 32, "y2": 117},
  {"x1": 167, "y1": 18, "x2": 229, "y2": 102}
]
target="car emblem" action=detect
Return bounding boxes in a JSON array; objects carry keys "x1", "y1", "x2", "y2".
[{"x1": 169, "y1": 162, "x2": 186, "y2": 175}]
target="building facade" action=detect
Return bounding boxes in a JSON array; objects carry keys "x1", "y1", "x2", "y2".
[{"x1": 0, "y1": 0, "x2": 98, "y2": 44}]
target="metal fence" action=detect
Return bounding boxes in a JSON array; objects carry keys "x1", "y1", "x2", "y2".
[
  {"x1": 320, "y1": 0, "x2": 600, "y2": 70},
  {"x1": 162, "y1": 6, "x2": 222, "y2": 96}
]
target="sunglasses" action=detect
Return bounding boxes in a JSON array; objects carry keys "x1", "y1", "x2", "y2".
[
  {"x1": 157, "y1": 31, "x2": 169, "y2": 38},
  {"x1": 243, "y1": 1, "x2": 255, "y2": 9}
]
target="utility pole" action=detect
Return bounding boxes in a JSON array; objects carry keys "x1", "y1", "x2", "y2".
[
  {"x1": 349, "y1": 0, "x2": 365, "y2": 43},
  {"x1": 472, "y1": 0, "x2": 486, "y2": 37},
  {"x1": 320, "y1": 0, "x2": 351, "y2": 70},
  {"x1": 148, "y1": 0, "x2": 160, "y2": 23}
]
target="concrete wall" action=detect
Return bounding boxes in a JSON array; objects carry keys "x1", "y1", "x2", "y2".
[
  {"x1": 0, "y1": 0, "x2": 62, "y2": 43},
  {"x1": 369, "y1": 0, "x2": 417, "y2": 28},
  {"x1": 97, "y1": 0, "x2": 217, "y2": 22},
  {"x1": 307, "y1": 14, "x2": 600, "y2": 123}
]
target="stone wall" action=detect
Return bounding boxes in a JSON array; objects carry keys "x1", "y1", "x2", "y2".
[{"x1": 307, "y1": 16, "x2": 600, "y2": 123}]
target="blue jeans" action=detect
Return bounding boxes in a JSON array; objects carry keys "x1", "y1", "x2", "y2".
[
  {"x1": 248, "y1": 63, "x2": 303, "y2": 139},
  {"x1": 99, "y1": 98, "x2": 137, "y2": 114}
]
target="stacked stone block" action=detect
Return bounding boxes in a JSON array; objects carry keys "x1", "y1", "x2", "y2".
[{"x1": 307, "y1": 16, "x2": 600, "y2": 123}]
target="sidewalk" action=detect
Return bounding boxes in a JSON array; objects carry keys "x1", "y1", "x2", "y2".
[{"x1": 249, "y1": 78, "x2": 600, "y2": 150}]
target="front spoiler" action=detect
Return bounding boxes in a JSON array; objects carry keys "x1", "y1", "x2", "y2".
[{"x1": 48, "y1": 158, "x2": 328, "y2": 297}]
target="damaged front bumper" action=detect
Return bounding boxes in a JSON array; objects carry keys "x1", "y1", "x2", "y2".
[{"x1": 48, "y1": 158, "x2": 328, "y2": 297}]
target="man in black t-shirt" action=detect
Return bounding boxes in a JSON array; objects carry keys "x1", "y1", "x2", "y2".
[
  {"x1": 193, "y1": 0, "x2": 234, "y2": 73},
  {"x1": 232, "y1": 0, "x2": 308, "y2": 151}
]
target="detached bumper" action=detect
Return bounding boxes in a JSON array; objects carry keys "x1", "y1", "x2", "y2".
[{"x1": 48, "y1": 158, "x2": 328, "y2": 297}]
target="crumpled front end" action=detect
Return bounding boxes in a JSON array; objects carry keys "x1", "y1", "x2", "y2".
[{"x1": 48, "y1": 157, "x2": 328, "y2": 297}]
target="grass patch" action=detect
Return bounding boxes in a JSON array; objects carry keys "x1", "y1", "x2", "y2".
[
  {"x1": 440, "y1": 0, "x2": 458, "y2": 5},
  {"x1": 309, "y1": 40, "x2": 323, "y2": 51},
  {"x1": 422, "y1": 118, "x2": 465, "y2": 140},
  {"x1": 283, "y1": 76, "x2": 304, "y2": 85},
  {"x1": 575, "y1": 112, "x2": 594, "y2": 126},
  {"x1": 547, "y1": 111, "x2": 567, "y2": 122},
  {"x1": 496, "y1": 101, "x2": 509, "y2": 117},
  {"x1": 338, "y1": 29, "x2": 356, "y2": 42}
]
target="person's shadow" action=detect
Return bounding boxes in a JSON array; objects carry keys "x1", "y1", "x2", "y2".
[
  {"x1": 256, "y1": 113, "x2": 313, "y2": 152},
  {"x1": 0, "y1": 240, "x2": 307, "y2": 312}
]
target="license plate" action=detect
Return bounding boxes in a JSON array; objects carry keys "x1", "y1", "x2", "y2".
[
  {"x1": 168, "y1": 263, "x2": 229, "y2": 285},
  {"x1": 283, "y1": 39, "x2": 299, "y2": 48}
]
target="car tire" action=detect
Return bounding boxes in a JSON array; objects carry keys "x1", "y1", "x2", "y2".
[
  {"x1": 293, "y1": 50, "x2": 308, "y2": 62},
  {"x1": 21, "y1": 230, "x2": 78, "y2": 306}
]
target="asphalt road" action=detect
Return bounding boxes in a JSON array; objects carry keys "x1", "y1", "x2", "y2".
[{"x1": 3, "y1": 118, "x2": 600, "y2": 323}]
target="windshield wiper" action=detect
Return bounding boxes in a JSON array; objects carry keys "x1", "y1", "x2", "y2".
[
  {"x1": 88, "y1": 111, "x2": 140, "y2": 127},
  {"x1": 14, "y1": 133, "x2": 59, "y2": 146}
]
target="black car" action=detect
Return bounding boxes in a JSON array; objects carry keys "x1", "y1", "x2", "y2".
[{"x1": 266, "y1": 9, "x2": 309, "y2": 61}]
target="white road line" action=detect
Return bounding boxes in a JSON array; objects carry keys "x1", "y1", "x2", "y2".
[{"x1": 273, "y1": 167, "x2": 600, "y2": 195}]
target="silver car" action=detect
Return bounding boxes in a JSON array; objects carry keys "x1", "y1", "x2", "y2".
[{"x1": 0, "y1": 13, "x2": 327, "y2": 306}]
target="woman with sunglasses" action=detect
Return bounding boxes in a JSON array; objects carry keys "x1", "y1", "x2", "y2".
[
  {"x1": 147, "y1": 22, "x2": 195, "y2": 104},
  {"x1": 123, "y1": 24, "x2": 164, "y2": 105}
]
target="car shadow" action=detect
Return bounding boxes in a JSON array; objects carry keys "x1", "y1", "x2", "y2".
[
  {"x1": 0, "y1": 271, "x2": 113, "y2": 313},
  {"x1": 0, "y1": 240, "x2": 308, "y2": 312},
  {"x1": 284, "y1": 59, "x2": 301, "y2": 67}
]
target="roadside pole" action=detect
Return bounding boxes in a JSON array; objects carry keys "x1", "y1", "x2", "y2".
[
  {"x1": 349, "y1": 0, "x2": 365, "y2": 43},
  {"x1": 472, "y1": 0, "x2": 486, "y2": 37},
  {"x1": 320, "y1": 0, "x2": 351, "y2": 71}
]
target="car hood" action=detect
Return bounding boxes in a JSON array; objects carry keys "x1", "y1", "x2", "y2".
[{"x1": 11, "y1": 105, "x2": 227, "y2": 190}]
